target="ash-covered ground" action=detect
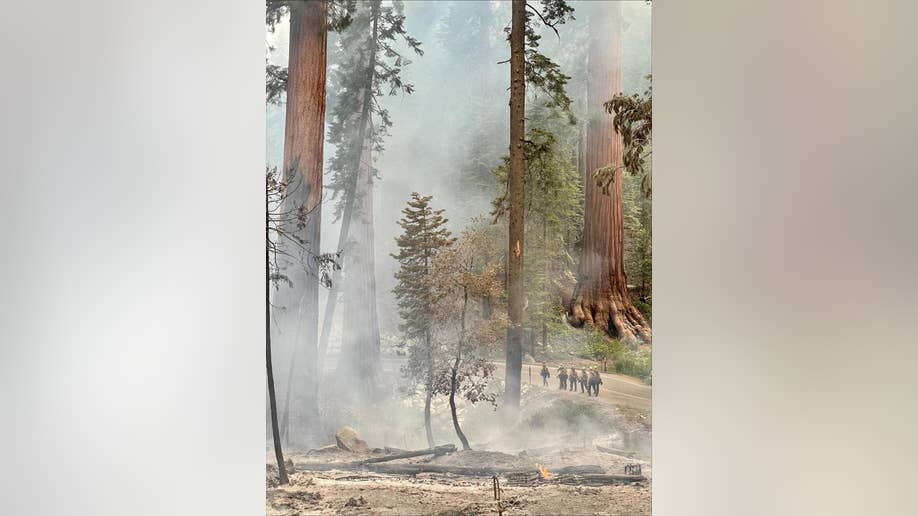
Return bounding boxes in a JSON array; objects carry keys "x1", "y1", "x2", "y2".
[{"x1": 267, "y1": 367, "x2": 651, "y2": 515}]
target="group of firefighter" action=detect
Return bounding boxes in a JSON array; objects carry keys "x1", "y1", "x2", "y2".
[{"x1": 539, "y1": 363, "x2": 604, "y2": 397}]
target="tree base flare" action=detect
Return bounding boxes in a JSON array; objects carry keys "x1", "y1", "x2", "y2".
[{"x1": 568, "y1": 290, "x2": 651, "y2": 344}]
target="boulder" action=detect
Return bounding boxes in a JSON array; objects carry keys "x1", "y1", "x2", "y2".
[{"x1": 335, "y1": 426, "x2": 369, "y2": 453}]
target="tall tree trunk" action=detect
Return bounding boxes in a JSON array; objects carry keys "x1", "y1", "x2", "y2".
[
  {"x1": 267, "y1": 194, "x2": 288, "y2": 485},
  {"x1": 339, "y1": 127, "x2": 381, "y2": 400},
  {"x1": 450, "y1": 287, "x2": 471, "y2": 451},
  {"x1": 503, "y1": 0, "x2": 526, "y2": 416},
  {"x1": 424, "y1": 387, "x2": 435, "y2": 449},
  {"x1": 276, "y1": 0, "x2": 328, "y2": 448},
  {"x1": 424, "y1": 328, "x2": 435, "y2": 449},
  {"x1": 318, "y1": 2, "x2": 380, "y2": 391},
  {"x1": 569, "y1": 2, "x2": 651, "y2": 344}
]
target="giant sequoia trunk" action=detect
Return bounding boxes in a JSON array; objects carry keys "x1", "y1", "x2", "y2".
[
  {"x1": 339, "y1": 129, "x2": 382, "y2": 400},
  {"x1": 569, "y1": 2, "x2": 651, "y2": 344},
  {"x1": 503, "y1": 0, "x2": 526, "y2": 416},
  {"x1": 276, "y1": 0, "x2": 327, "y2": 447}
]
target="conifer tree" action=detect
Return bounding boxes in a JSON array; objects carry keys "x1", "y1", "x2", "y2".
[
  {"x1": 391, "y1": 193, "x2": 454, "y2": 449},
  {"x1": 318, "y1": 0, "x2": 423, "y2": 396},
  {"x1": 492, "y1": 117, "x2": 581, "y2": 357},
  {"x1": 569, "y1": 1, "x2": 651, "y2": 343},
  {"x1": 503, "y1": 0, "x2": 576, "y2": 414}
]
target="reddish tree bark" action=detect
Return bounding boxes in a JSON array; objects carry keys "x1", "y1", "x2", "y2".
[
  {"x1": 569, "y1": 2, "x2": 651, "y2": 344},
  {"x1": 277, "y1": 0, "x2": 327, "y2": 447},
  {"x1": 503, "y1": 0, "x2": 526, "y2": 415}
]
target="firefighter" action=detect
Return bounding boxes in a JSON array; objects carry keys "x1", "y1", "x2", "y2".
[
  {"x1": 557, "y1": 366, "x2": 568, "y2": 390},
  {"x1": 568, "y1": 368, "x2": 578, "y2": 391},
  {"x1": 579, "y1": 368, "x2": 588, "y2": 393},
  {"x1": 540, "y1": 363, "x2": 550, "y2": 386},
  {"x1": 589, "y1": 370, "x2": 604, "y2": 397}
]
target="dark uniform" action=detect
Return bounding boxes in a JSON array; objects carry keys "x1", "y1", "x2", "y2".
[
  {"x1": 557, "y1": 367, "x2": 568, "y2": 390},
  {"x1": 589, "y1": 370, "x2": 604, "y2": 397},
  {"x1": 579, "y1": 369, "x2": 588, "y2": 393},
  {"x1": 540, "y1": 365, "x2": 550, "y2": 386},
  {"x1": 568, "y1": 368, "x2": 578, "y2": 391}
]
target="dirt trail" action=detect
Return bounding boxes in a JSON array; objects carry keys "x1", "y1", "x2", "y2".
[
  {"x1": 500, "y1": 360, "x2": 652, "y2": 414},
  {"x1": 376, "y1": 356, "x2": 651, "y2": 414}
]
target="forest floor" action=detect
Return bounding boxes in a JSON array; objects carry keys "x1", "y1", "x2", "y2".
[{"x1": 267, "y1": 359, "x2": 652, "y2": 515}]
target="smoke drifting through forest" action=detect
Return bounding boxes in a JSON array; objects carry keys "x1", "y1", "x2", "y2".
[{"x1": 266, "y1": 0, "x2": 651, "y2": 452}]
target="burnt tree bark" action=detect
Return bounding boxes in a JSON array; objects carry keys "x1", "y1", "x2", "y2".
[
  {"x1": 267, "y1": 193, "x2": 288, "y2": 485},
  {"x1": 568, "y1": 2, "x2": 651, "y2": 344},
  {"x1": 503, "y1": 0, "x2": 526, "y2": 417},
  {"x1": 277, "y1": 0, "x2": 328, "y2": 447},
  {"x1": 424, "y1": 342, "x2": 435, "y2": 450},
  {"x1": 449, "y1": 287, "x2": 472, "y2": 451}
]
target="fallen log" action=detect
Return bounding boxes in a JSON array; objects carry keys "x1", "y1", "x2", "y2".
[
  {"x1": 554, "y1": 473, "x2": 646, "y2": 485},
  {"x1": 296, "y1": 461, "x2": 538, "y2": 477},
  {"x1": 556, "y1": 465, "x2": 605, "y2": 475},
  {"x1": 595, "y1": 444, "x2": 637, "y2": 458},
  {"x1": 362, "y1": 444, "x2": 457, "y2": 464},
  {"x1": 295, "y1": 461, "x2": 646, "y2": 485}
]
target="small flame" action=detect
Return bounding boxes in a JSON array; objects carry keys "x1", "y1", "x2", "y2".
[{"x1": 536, "y1": 464, "x2": 553, "y2": 480}]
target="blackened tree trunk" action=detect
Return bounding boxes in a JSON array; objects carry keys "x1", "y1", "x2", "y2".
[
  {"x1": 449, "y1": 287, "x2": 471, "y2": 451},
  {"x1": 276, "y1": 0, "x2": 328, "y2": 447},
  {"x1": 424, "y1": 330, "x2": 435, "y2": 449},
  {"x1": 569, "y1": 1, "x2": 651, "y2": 344},
  {"x1": 267, "y1": 205, "x2": 288, "y2": 485},
  {"x1": 503, "y1": 0, "x2": 526, "y2": 416}
]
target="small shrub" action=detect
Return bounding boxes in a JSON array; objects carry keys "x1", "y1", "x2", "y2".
[{"x1": 613, "y1": 348, "x2": 652, "y2": 384}]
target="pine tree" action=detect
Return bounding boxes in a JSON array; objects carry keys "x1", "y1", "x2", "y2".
[
  {"x1": 318, "y1": 0, "x2": 423, "y2": 396},
  {"x1": 504, "y1": 0, "x2": 576, "y2": 415},
  {"x1": 391, "y1": 193, "x2": 454, "y2": 448},
  {"x1": 492, "y1": 110, "x2": 581, "y2": 358}
]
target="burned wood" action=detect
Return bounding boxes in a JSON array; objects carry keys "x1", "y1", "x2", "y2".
[
  {"x1": 556, "y1": 465, "x2": 605, "y2": 475},
  {"x1": 295, "y1": 459, "x2": 616, "y2": 481},
  {"x1": 595, "y1": 444, "x2": 637, "y2": 458},
  {"x1": 362, "y1": 444, "x2": 457, "y2": 464},
  {"x1": 553, "y1": 473, "x2": 646, "y2": 485},
  {"x1": 296, "y1": 461, "x2": 540, "y2": 477}
]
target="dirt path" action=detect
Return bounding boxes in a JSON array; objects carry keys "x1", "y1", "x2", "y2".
[
  {"x1": 377, "y1": 356, "x2": 651, "y2": 414},
  {"x1": 501, "y1": 360, "x2": 652, "y2": 415}
]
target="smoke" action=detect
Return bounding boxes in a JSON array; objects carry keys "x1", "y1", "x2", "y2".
[{"x1": 266, "y1": 1, "x2": 651, "y2": 451}]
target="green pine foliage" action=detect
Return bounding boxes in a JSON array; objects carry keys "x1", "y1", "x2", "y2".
[
  {"x1": 325, "y1": 0, "x2": 423, "y2": 220},
  {"x1": 623, "y1": 162, "x2": 652, "y2": 321},
  {"x1": 521, "y1": 0, "x2": 577, "y2": 123},
  {"x1": 597, "y1": 75, "x2": 652, "y2": 197},
  {"x1": 391, "y1": 193, "x2": 455, "y2": 344},
  {"x1": 264, "y1": 0, "x2": 356, "y2": 106},
  {"x1": 490, "y1": 101, "x2": 582, "y2": 346}
]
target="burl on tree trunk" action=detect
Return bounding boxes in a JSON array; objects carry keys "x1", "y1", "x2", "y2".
[{"x1": 569, "y1": 1, "x2": 650, "y2": 344}]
